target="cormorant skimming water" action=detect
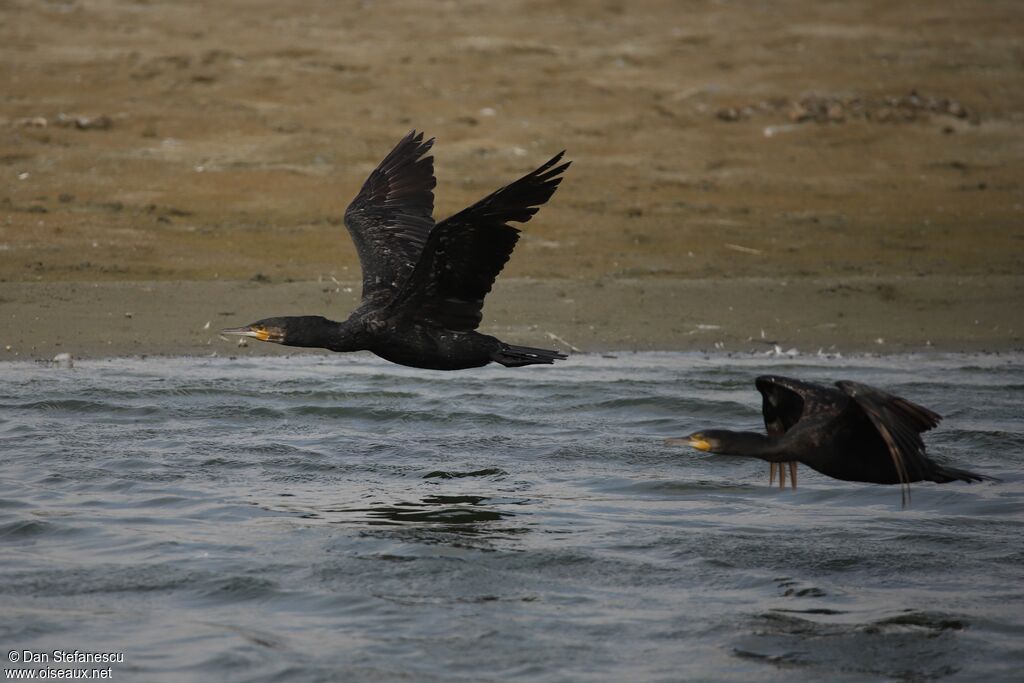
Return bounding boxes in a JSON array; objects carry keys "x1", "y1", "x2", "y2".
[
  {"x1": 223, "y1": 131, "x2": 570, "y2": 370},
  {"x1": 667, "y1": 376, "x2": 992, "y2": 504}
]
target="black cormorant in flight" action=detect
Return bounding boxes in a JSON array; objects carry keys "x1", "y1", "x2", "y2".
[
  {"x1": 667, "y1": 376, "x2": 992, "y2": 504},
  {"x1": 223, "y1": 131, "x2": 570, "y2": 370}
]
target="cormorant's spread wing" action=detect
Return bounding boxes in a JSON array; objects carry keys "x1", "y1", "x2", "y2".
[
  {"x1": 836, "y1": 380, "x2": 943, "y2": 502},
  {"x1": 343, "y1": 131, "x2": 436, "y2": 304},
  {"x1": 755, "y1": 375, "x2": 845, "y2": 436},
  {"x1": 389, "y1": 152, "x2": 570, "y2": 331}
]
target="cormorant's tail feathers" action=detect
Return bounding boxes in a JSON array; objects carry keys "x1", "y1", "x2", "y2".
[
  {"x1": 930, "y1": 465, "x2": 999, "y2": 484},
  {"x1": 493, "y1": 344, "x2": 567, "y2": 368}
]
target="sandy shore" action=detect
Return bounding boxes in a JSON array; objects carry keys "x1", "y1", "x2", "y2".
[
  {"x1": 2, "y1": 1, "x2": 1022, "y2": 360},
  {"x1": 2, "y1": 276, "x2": 1020, "y2": 361}
]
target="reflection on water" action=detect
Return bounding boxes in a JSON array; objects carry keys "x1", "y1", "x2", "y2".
[
  {"x1": 359, "y1": 495, "x2": 512, "y2": 526},
  {"x1": 1, "y1": 352, "x2": 1022, "y2": 682},
  {"x1": 423, "y1": 467, "x2": 509, "y2": 479},
  {"x1": 285, "y1": 493, "x2": 521, "y2": 529}
]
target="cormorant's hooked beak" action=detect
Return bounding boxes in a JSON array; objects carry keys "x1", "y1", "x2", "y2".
[
  {"x1": 688, "y1": 437, "x2": 712, "y2": 451},
  {"x1": 664, "y1": 435, "x2": 712, "y2": 451},
  {"x1": 220, "y1": 325, "x2": 283, "y2": 344}
]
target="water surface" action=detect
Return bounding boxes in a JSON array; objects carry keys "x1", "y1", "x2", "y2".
[{"x1": 2, "y1": 352, "x2": 1022, "y2": 682}]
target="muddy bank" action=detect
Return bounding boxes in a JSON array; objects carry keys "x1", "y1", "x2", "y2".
[
  {"x1": 2, "y1": 1, "x2": 1022, "y2": 359},
  {"x1": 3, "y1": 1, "x2": 1023, "y2": 286}
]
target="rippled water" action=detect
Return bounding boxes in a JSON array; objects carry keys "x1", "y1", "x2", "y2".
[{"x1": 2, "y1": 352, "x2": 1023, "y2": 682}]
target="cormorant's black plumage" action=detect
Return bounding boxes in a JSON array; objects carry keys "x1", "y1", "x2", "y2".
[
  {"x1": 223, "y1": 131, "x2": 570, "y2": 370},
  {"x1": 670, "y1": 376, "x2": 994, "y2": 505}
]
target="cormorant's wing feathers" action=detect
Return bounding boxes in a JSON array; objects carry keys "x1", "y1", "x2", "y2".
[
  {"x1": 389, "y1": 152, "x2": 570, "y2": 331},
  {"x1": 836, "y1": 380, "x2": 942, "y2": 433},
  {"x1": 755, "y1": 375, "x2": 844, "y2": 436},
  {"x1": 343, "y1": 131, "x2": 436, "y2": 304},
  {"x1": 836, "y1": 380, "x2": 942, "y2": 504}
]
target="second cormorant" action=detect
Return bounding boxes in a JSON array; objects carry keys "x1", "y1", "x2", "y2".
[
  {"x1": 223, "y1": 131, "x2": 570, "y2": 370},
  {"x1": 667, "y1": 376, "x2": 993, "y2": 504}
]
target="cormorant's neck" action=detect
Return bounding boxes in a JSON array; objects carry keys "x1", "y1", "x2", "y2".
[
  {"x1": 715, "y1": 431, "x2": 788, "y2": 462},
  {"x1": 281, "y1": 316, "x2": 363, "y2": 352}
]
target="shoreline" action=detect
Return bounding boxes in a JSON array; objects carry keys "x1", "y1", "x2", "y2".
[
  {"x1": 3, "y1": 275, "x2": 1020, "y2": 361},
  {"x1": 3, "y1": 1, "x2": 1023, "y2": 366}
]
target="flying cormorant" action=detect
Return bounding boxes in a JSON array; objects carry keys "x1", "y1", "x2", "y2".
[
  {"x1": 223, "y1": 131, "x2": 570, "y2": 370},
  {"x1": 667, "y1": 375, "x2": 992, "y2": 504}
]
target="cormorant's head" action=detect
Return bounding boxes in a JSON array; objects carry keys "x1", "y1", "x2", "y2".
[
  {"x1": 221, "y1": 317, "x2": 290, "y2": 345},
  {"x1": 665, "y1": 430, "x2": 732, "y2": 454},
  {"x1": 221, "y1": 316, "x2": 335, "y2": 348}
]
